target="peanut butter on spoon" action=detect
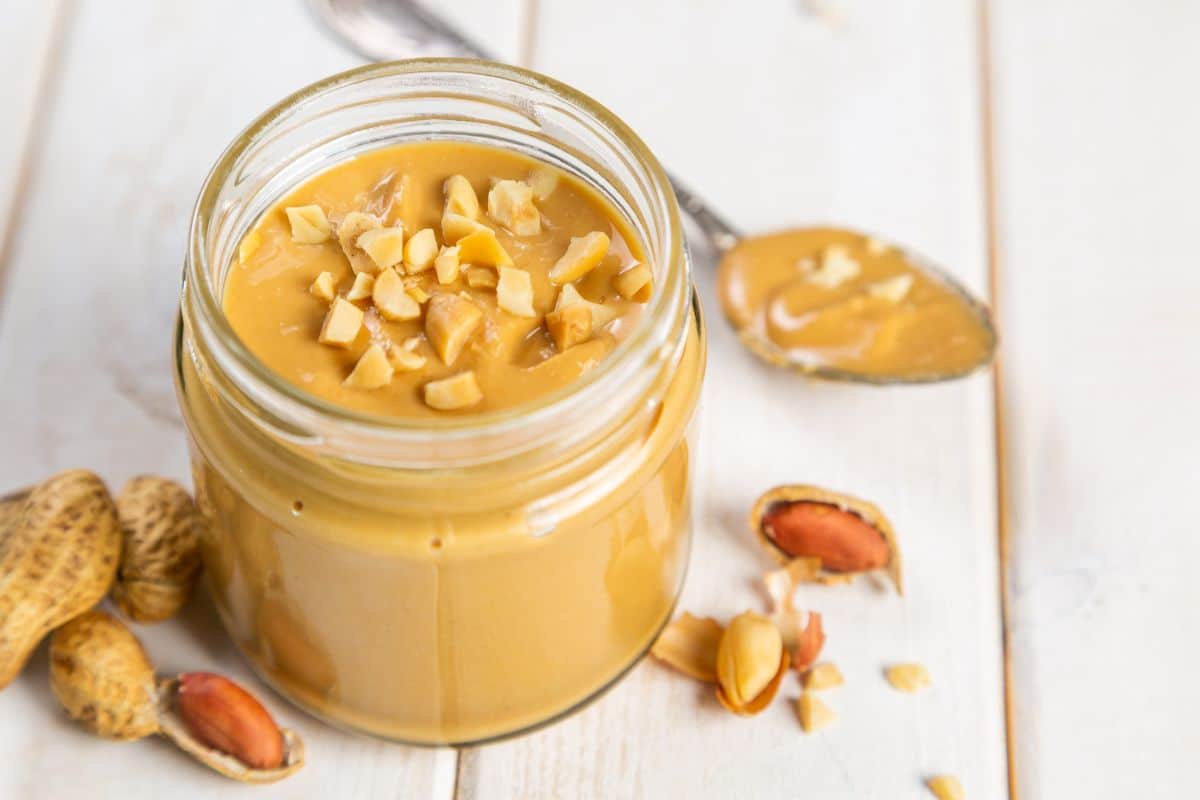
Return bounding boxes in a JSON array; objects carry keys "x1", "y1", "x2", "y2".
[{"x1": 716, "y1": 227, "x2": 995, "y2": 382}]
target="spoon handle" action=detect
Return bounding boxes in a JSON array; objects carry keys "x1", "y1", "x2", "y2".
[{"x1": 307, "y1": 0, "x2": 744, "y2": 253}]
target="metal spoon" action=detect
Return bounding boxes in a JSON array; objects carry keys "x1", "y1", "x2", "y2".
[{"x1": 306, "y1": 0, "x2": 996, "y2": 383}]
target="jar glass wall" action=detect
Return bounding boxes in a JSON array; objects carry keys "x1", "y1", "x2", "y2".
[{"x1": 175, "y1": 60, "x2": 704, "y2": 745}]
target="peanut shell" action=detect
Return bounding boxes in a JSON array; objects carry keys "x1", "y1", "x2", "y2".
[
  {"x1": 112, "y1": 476, "x2": 204, "y2": 623},
  {"x1": 0, "y1": 470, "x2": 121, "y2": 688}
]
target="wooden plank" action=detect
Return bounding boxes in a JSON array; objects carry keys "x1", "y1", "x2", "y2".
[
  {"x1": 457, "y1": 1, "x2": 1007, "y2": 798},
  {"x1": 988, "y1": 1, "x2": 1200, "y2": 797},
  {"x1": 0, "y1": 0, "x2": 517, "y2": 797},
  {"x1": 0, "y1": 0, "x2": 65, "y2": 297}
]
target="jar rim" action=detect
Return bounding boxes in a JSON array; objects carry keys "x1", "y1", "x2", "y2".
[{"x1": 185, "y1": 58, "x2": 688, "y2": 451}]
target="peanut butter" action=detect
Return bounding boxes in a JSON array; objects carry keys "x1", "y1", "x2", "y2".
[
  {"x1": 224, "y1": 141, "x2": 652, "y2": 417},
  {"x1": 717, "y1": 228, "x2": 994, "y2": 379}
]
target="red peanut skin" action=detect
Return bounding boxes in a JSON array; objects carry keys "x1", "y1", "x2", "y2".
[
  {"x1": 762, "y1": 502, "x2": 889, "y2": 572},
  {"x1": 176, "y1": 672, "x2": 284, "y2": 769}
]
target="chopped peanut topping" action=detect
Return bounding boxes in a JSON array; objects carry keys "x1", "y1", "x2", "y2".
[
  {"x1": 309, "y1": 271, "x2": 336, "y2": 302},
  {"x1": 285, "y1": 205, "x2": 332, "y2": 244},
  {"x1": 866, "y1": 236, "x2": 890, "y2": 256},
  {"x1": 496, "y1": 267, "x2": 537, "y2": 318},
  {"x1": 424, "y1": 371, "x2": 483, "y2": 410},
  {"x1": 406, "y1": 284, "x2": 431, "y2": 305},
  {"x1": 808, "y1": 244, "x2": 861, "y2": 288},
  {"x1": 613, "y1": 263, "x2": 653, "y2": 302},
  {"x1": 372, "y1": 268, "x2": 421, "y2": 321},
  {"x1": 238, "y1": 230, "x2": 262, "y2": 264},
  {"x1": 388, "y1": 342, "x2": 427, "y2": 371},
  {"x1": 434, "y1": 246, "x2": 461, "y2": 284},
  {"x1": 318, "y1": 297, "x2": 363, "y2": 347},
  {"x1": 443, "y1": 174, "x2": 480, "y2": 219},
  {"x1": 556, "y1": 283, "x2": 617, "y2": 328},
  {"x1": 404, "y1": 228, "x2": 439, "y2": 273},
  {"x1": 343, "y1": 343, "x2": 393, "y2": 389},
  {"x1": 441, "y1": 212, "x2": 491, "y2": 244},
  {"x1": 797, "y1": 692, "x2": 836, "y2": 733},
  {"x1": 465, "y1": 267, "x2": 498, "y2": 289},
  {"x1": 457, "y1": 228, "x2": 513, "y2": 268},
  {"x1": 801, "y1": 662, "x2": 844, "y2": 691},
  {"x1": 867, "y1": 274, "x2": 915, "y2": 303},
  {"x1": 425, "y1": 293, "x2": 483, "y2": 366},
  {"x1": 545, "y1": 303, "x2": 592, "y2": 351},
  {"x1": 885, "y1": 663, "x2": 932, "y2": 693},
  {"x1": 925, "y1": 776, "x2": 964, "y2": 800},
  {"x1": 357, "y1": 226, "x2": 405, "y2": 271},
  {"x1": 528, "y1": 167, "x2": 558, "y2": 201},
  {"x1": 488, "y1": 179, "x2": 541, "y2": 236},
  {"x1": 549, "y1": 231, "x2": 610, "y2": 284},
  {"x1": 346, "y1": 272, "x2": 375, "y2": 302},
  {"x1": 338, "y1": 211, "x2": 383, "y2": 273}
]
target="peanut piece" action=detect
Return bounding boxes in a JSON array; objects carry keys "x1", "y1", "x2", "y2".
[
  {"x1": 867, "y1": 274, "x2": 915, "y2": 303},
  {"x1": 318, "y1": 297, "x2": 363, "y2": 348},
  {"x1": 425, "y1": 293, "x2": 483, "y2": 366},
  {"x1": 465, "y1": 267, "x2": 498, "y2": 289},
  {"x1": 885, "y1": 663, "x2": 932, "y2": 693},
  {"x1": 424, "y1": 371, "x2": 483, "y2": 410},
  {"x1": 496, "y1": 267, "x2": 537, "y2": 318},
  {"x1": 388, "y1": 342, "x2": 427, "y2": 371},
  {"x1": 797, "y1": 692, "x2": 837, "y2": 733},
  {"x1": 456, "y1": 228, "x2": 513, "y2": 268},
  {"x1": 345, "y1": 272, "x2": 375, "y2": 302},
  {"x1": 175, "y1": 672, "x2": 285, "y2": 770},
  {"x1": 556, "y1": 283, "x2": 618, "y2": 328},
  {"x1": 337, "y1": 211, "x2": 383, "y2": 273},
  {"x1": 371, "y1": 268, "x2": 420, "y2": 321},
  {"x1": 238, "y1": 230, "x2": 262, "y2": 264},
  {"x1": 443, "y1": 174, "x2": 480, "y2": 219},
  {"x1": 545, "y1": 302, "x2": 592, "y2": 351},
  {"x1": 357, "y1": 226, "x2": 405, "y2": 271},
  {"x1": 801, "y1": 662, "x2": 844, "y2": 691},
  {"x1": 926, "y1": 776, "x2": 965, "y2": 800},
  {"x1": 343, "y1": 343, "x2": 394, "y2": 389},
  {"x1": 442, "y1": 212, "x2": 491, "y2": 244},
  {"x1": 866, "y1": 236, "x2": 890, "y2": 256},
  {"x1": 715, "y1": 611, "x2": 787, "y2": 715},
  {"x1": 808, "y1": 244, "x2": 861, "y2": 288},
  {"x1": 284, "y1": 205, "x2": 331, "y2": 244},
  {"x1": 613, "y1": 263, "x2": 653, "y2": 302},
  {"x1": 487, "y1": 179, "x2": 541, "y2": 236},
  {"x1": 549, "y1": 231, "x2": 609, "y2": 284},
  {"x1": 528, "y1": 167, "x2": 558, "y2": 200},
  {"x1": 434, "y1": 245, "x2": 461, "y2": 284},
  {"x1": 404, "y1": 228, "x2": 439, "y2": 272},
  {"x1": 407, "y1": 284, "x2": 431, "y2": 305},
  {"x1": 309, "y1": 272, "x2": 336, "y2": 302}
]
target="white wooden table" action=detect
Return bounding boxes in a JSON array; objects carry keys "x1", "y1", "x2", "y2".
[{"x1": 0, "y1": 1, "x2": 1194, "y2": 797}]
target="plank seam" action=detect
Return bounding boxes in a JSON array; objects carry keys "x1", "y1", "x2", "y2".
[
  {"x1": 977, "y1": 0, "x2": 1019, "y2": 798},
  {"x1": 0, "y1": 0, "x2": 74, "y2": 321}
]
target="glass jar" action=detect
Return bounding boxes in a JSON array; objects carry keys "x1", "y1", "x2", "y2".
[{"x1": 175, "y1": 59, "x2": 704, "y2": 746}]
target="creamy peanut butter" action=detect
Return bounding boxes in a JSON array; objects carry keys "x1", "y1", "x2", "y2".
[
  {"x1": 717, "y1": 228, "x2": 994, "y2": 379},
  {"x1": 179, "y1": 137, "x2": 703, "y2": 744},
  {"x1": 225, "y1": 141, "x2": 652, "y2": 417}
]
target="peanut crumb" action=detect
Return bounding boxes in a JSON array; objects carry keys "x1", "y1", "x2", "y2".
[
  {"x1": 796, "y1": 692, "x2": 836, "y2": 733},
  {"x1": 404, "y1": 228, "x2": 439, "y2": 273},
  {"x1": 801, "y1": 662, "x2": 844, "y2": 691},
  {"x1": 358, "y1": 226, "x2": 406, "y2": 271},
  {"x1": 457, "y1": 228, "x2": 513, "y2": 268},
  {"x1": 465, "y1": 267, "x2": 498, "y2": 289},
  {"x1": 885, "y1": 663, "x2": 932, "y2": 693},
  {"x1": 496, "y1": 267, "x2": 537, "y2": 318},
  {"x1": 612, "y1": 263, "x2": 653, "y2": 302},
  {"x1": 442, "y1": 212, "x2": 490, "y2": 244},
  {"x1": 338, "y1": 211, "x2": 383, "y2": 273},
  {"x1": 372, "y1": 268, "x2": 421, "y2": 321},
  {"x1": 488, "y1": 179, "x2": 541, "y2": 236},
  {"x1": 435, "y1": 246, "x2": 461, "y2": 284},
  {"x1": 549, "y1": 232, "x2": 610, "y2": 284},
  {"x1": 925, "y1": 775, "x2": 964, "y2": 800},
  {"x1": 545, "y1": 302, "x2": 592, "y2": 351},
  {"x1": 425, "y1": 293, "x2": 483, "y2": 366},
  {"x1": 444, "y1": 174, "x2": 480, "y2": 219},
  {"x1": 346, "y1": 272, "x2": 375, "y2": 302}
]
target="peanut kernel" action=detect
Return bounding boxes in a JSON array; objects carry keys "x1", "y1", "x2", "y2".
[
  {"x1": 343, "y1": 343, "x2": 393, "y2": 389},
  {"x1": 797, "y1": 692, "x2": 837, "y2": 733},
  {"x1": 345, "y1": 272, "x2": 375, "y2": 302},
  {"x1": 457, "y1": 228, "x2": 513, "y2": 268},
  {"x1": 425, "y1": 293, "x2": 483, "y2": 366},
  {"x1": 372, "y1": 268, "x2": 421, "y2": 321},
  {"x1": 404, "y1": 228, "x2": 439, "y2": 273},
  {"x1": 309, "y1": 271, "x2": 336, "y2": 303},
  {"x1": 424, "y1": 371, "x2": 483, "y2": 410},
  {"x1": 801, "y1": 662, "x2": 844, "y2": 691},
  {"x1": 885, "y1": 663, "x2": 932, "y2": 693},
  {"x1": 487, "y1": 179, "x2": 541, "y2": 236},
  {"x1": 613, "y1": 263, "x2": 653, "y2": 302},
  {"x1": 318, "y1": 297, "x2": 363, "y2": 348},
  {"x1": 434, "y1": 246, "x2": 461, "y2": 284},
  {"x1": 443, "y1": 174, "x2": 480, "y2": 219},
  {"x1": 357, "y1": 226, "x2": 405, "y2": 271},
  {"x1": 337, "y1": 211, "x2": 383, "y2": 273},
  {"x1": 549, "y1": 231, "x2": 609, "y2": 284},
  {"x1": 496, "y1": 267, "x2": 537, "y2": 318},
  {"x1": 285, "y1": 205, "x2": 332, "y2": 244}
]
